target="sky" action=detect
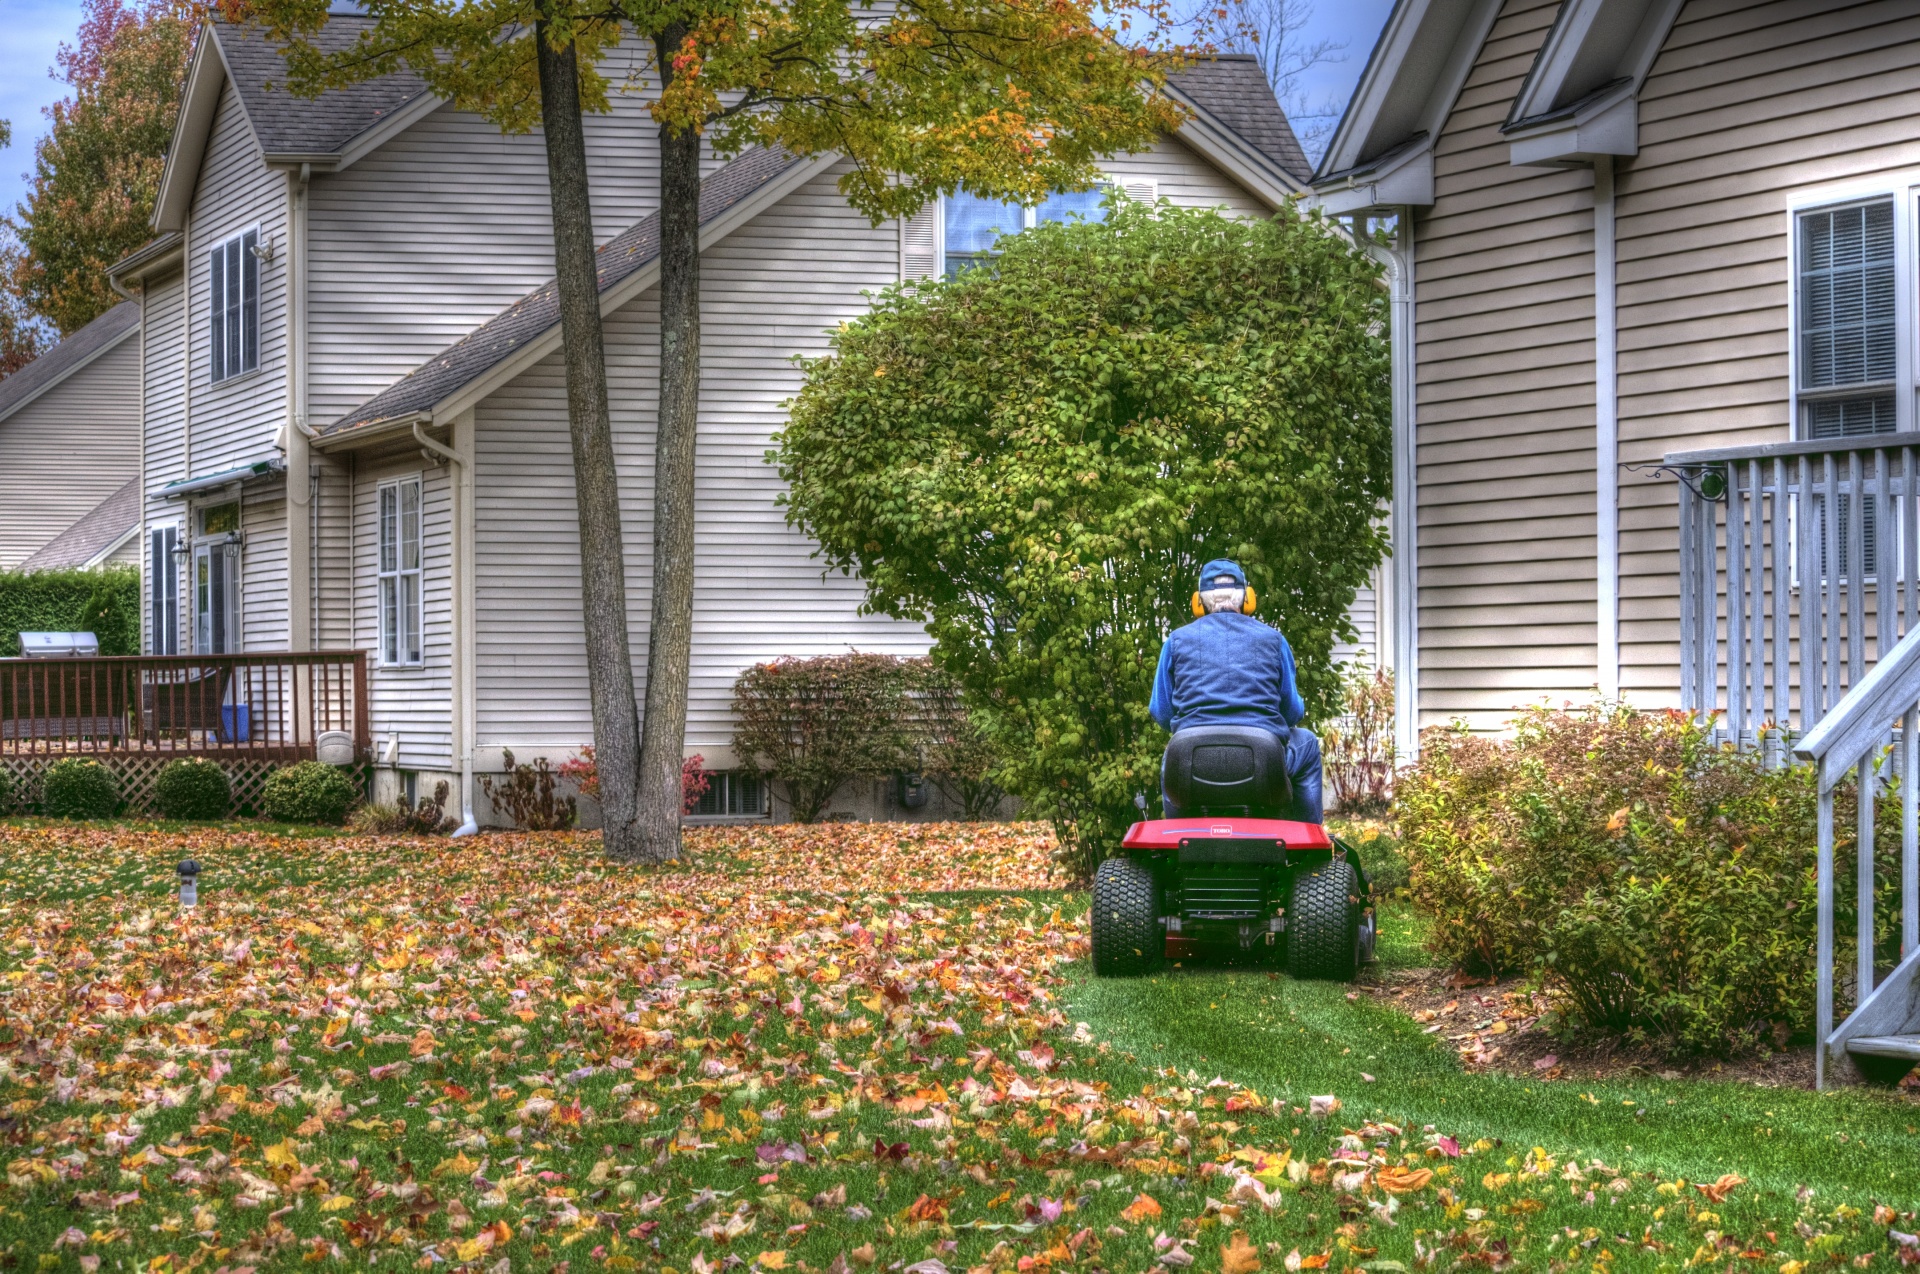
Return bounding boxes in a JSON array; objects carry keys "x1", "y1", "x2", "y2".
[{"x1": 0, "y1": 0, "x2": 1398, "y2": 223}]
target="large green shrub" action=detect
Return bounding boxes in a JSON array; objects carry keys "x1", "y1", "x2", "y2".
[
  {"x1": 1399, "y1": 706, "x2": 1903, "y2": 1054},
  {"x1": 261, "y1": 761, "x2": 359, "y2": 825},
  {"x1": 152, "y1": 758, "x2": 231, "y2": 820},
  {"x1": 733, "y1": 653, "x2": 918, "y2": 822},
  {"x1": 0, "y1": 566, "x2": 140, "y2": 657},
  {"x1": 40, "y1": 757, "x2": 118, "y2": 819},
  {"x1": 778, "y1": 198, "x2": 1390, "y2": 874}
]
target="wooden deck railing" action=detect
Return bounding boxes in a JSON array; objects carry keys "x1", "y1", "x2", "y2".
[{"x1": 0, "y1": 651, "x2": 368, "y2": 761}]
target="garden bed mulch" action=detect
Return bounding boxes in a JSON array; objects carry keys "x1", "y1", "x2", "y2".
[{"x1": 1359, "y1": 965, "x2": 1823, "y2": 1091}]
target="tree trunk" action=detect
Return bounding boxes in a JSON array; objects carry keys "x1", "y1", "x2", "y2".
[
  {"x1": 534, "y1": 22, "x2": 644, "y2": 859},
  {"x1": 633, "y1": 24, "x2": 703, "y2": 862}
]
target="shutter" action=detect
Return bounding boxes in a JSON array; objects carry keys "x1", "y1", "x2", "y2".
[
  {"x1": 1120, "y1": 178, "x2": 1158, "y2": 205},
  {"x1": 901, "y1": 202, "x2": 940, "y2": 280},
  {"x1": 241, "y1": 230, "x2": 259, "y2": 372},
  {"x1": 208, "y1": 246, "x2": 226, "y2": 381}
]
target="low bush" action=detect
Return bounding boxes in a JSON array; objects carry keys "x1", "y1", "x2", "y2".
[
  {"x1": 558, "y1": 747, "x2": 710, "y2": 815},
  {"x1": 350, "y1": 779, "x2": 453, "y2": 835},
  {"x1": 1399, "y1": 705, "x2": 1902, "y2": 1055},
  {"x1": 261, "y1": 761, "x2": 360, "y2": 825},
  {"x1": 913, "y1": 661, "x2": 1005, "y2": 821},
  {"x1": 1324, "y1": 660, "x2": 1395, "y2": 816},
  {"x1": 41, "y1": 758, "x2": 118, "y2": 819},
  {"x1": 0, "y1": 767, "x2": 14, "y2": 815},
  {"x1": 152, "y1": 758, "x2": 231, "y2": 820},
  {"x1": 481, "y1": 750, "x2": 576, "y2": 831},
  {"x1": 733, "y1": 654, "x2": 917, "y2": 823}
]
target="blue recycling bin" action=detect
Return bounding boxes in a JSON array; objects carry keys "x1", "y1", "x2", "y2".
[{"x1": 221, "y1": 703, "x2": 250, "y2": 743}]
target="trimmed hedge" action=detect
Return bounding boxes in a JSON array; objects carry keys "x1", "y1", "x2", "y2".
[
  {"x1": 0, "y1": 566, "x2": 139, "y2": 657},
  {"x1": 40, "y1": 758, "x2": 118, "y2": 819},
  {"x1": 153, "y1": 758, "x2": 231, "y2": 820},
  {"x1": 261, "y1": 761, "x2": 359, "y2": 825},
  {"x1": 1399, "y1": 705, "x2": 1903, "y2": 1055}
]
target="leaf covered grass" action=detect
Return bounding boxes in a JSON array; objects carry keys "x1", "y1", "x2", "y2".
[{"x1": 0, "y1": 819, "x2": 1914, "y2": 1273}]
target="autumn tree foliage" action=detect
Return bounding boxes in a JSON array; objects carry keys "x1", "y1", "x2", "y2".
[
  {"x1": 779, "y1": 199, "x2": 1390, "y2": 876},
  {"x1": 239, "y1": 0, "x2": 1197, "y2": 862},
  {"x1": 4, "y1": 0, "x2": 195, "y2": 338}
]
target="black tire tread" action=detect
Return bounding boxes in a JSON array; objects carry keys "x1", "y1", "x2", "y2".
[
  {"x1": 1091, "y1": 857, "x2": 1162, "y2": 977},
  {"x1": 1288, "y1": 858, "x2": 1361, "y2": 981}
]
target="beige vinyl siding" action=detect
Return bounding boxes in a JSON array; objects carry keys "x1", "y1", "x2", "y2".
[
  {"x1": 353, "y1": 453, "x2": 455, "y2": 770},
  {"x1": 1614, "y1": 0, "x2": 1920, "y2": 707},
  {"x1": 141, "y1": 266, "x2": 188, "y2": 654},
  {"x1": 0, "y1": 335, "x2": 141, "y2": 567},
  {"x1": 313, "y1": 456, "x2": 354, "y2": 650},
  {"x1": 1100, "y1": 135, "x2": 1273, "y2": 216},
  {"x1": 472, "y1": 138, "x2": 1286, "y2": 764},
  {"x1": 1412, "y1": 0, "x2": 1600, "y2": 733},
  {"x1": 239, "y1": 487, "x2": 288, "y2": 651}
]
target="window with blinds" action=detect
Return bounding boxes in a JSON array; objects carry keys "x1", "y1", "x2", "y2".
[
  {"x1": 149, "y1": 526, "x2": 179, "y2": 655},
  {"x1": 208, "y1": 228, "x2": 260, "y2": 383},
  {"x1": 1798, "y1": 200, "x2": 1896, "y2": 439}
]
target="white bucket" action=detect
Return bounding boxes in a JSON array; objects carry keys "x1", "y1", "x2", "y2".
[{"x1": 316, "y1": 730, "x2": 355, "y2": 766}]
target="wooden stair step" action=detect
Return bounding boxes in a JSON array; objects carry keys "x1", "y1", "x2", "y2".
[{"x1": 1845, "y1": 1035, "x2": 1920, "y2": 1060}]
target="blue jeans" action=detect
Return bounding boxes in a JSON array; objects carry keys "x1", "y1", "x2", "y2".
[{"x1": 1163, "y1": 727, "x2": 1323, "y2": 823}]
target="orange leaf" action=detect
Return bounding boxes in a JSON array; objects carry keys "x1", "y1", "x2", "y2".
[
  {"x1": 1695, "y1": 1173, "x2": 1745, "y2": 1203},
  {"x1": 1221, "y1": 1230, "x2": 1261, "y2": 1274},
  {"x1": 1375, "y1": 1166, "x2": 1434, "y2": 1195},
  {"x1": 1118, "y1": 1193, "x2": 1162, "y2": 1225}
]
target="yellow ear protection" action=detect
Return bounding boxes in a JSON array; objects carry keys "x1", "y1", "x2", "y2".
[{"x1": 1190, "y1": 586, "x2": 1257, "y2": 617}]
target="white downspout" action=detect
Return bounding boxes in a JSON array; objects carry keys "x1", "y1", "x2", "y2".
[
  {"x1": 412, "y1": 416, "x2": 479, "y2": 837},
  {"x1": 1593, "y1": 156, "x2": 1620, "y2": 701},
  {"x1": 286, "y1": 163, "x2": 315, "y2": 653},
  {"x1": 1368, "y1": 213, "x2": 1420, "y2": 762}
]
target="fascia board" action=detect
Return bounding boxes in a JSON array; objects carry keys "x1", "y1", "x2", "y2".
[
  {"x1": 1506, "y1": 0, "x2": 1683, "y2": 131},
  {"x1": 1160, "y1": 93, "x2": 1301, "y2": 209},
  {"x1": 153, "y1": 34, "x2": 229, "y2": 231},
  {"x1": 1507, "y1": 85, "x2": 1638, "y2": 165},
  {"x1": 109, "y1": 232, "x2": 184, "y2": 287},
  {"x1": 1316, "y1": 0, "x2": 1501, "y2": 183},
  {"x1": 1508, "y1": 0, "x2": 1602, "y2": 126},
  {"x1": 395, "y1": 151, "x2": 843, "y2": 431},
  {"x1": 1318, "y1": 0, "x2": 1432, "y2": 178},
  {"x1": 0, "y1": 320, "x2": 141, "y2": 428},
  {"x1": 327, "y1": 91, "x2": 447, "y2": 172},
  {"x1": 1310, "y1": 141, "x2": 1434, "y2": 214},
  {"x1": 83, "y1": 522, "x2": 143, "y2": 570}
]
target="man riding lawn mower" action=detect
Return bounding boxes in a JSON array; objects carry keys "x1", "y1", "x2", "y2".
[{"x1": 1091, "y1": 560, "x2": 1376, "y2": 981}]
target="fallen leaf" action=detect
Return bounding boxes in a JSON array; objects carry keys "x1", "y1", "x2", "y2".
[{"x1": 1221, "y1": 1230, "x2": 1261, "y2": 1274}]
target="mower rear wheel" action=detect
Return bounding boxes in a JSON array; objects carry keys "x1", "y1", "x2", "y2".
[
  {"x1": 1287, "y1": 858, "x2": 1362, "y2": 981},
  {"x1": 1091, "y1": 857, "x2": 1163, "y2": 977}
]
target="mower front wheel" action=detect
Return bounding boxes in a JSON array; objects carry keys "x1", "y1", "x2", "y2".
[
  {"x1": 1091, "y1": 857, "x2": 1163, "y2": 977},
  {"x1": 1287, "y1": 858, "x2": 1363, "y2": 981}
]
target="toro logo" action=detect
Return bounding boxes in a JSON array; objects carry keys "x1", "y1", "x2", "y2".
[{"x1": 1211, "y1": 825, "x2": 1233, "y2": 836}]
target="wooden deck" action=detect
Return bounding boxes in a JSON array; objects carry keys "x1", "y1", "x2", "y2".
[{"x1": 0, "y1": 651, "x2": 368, "y2": 761}]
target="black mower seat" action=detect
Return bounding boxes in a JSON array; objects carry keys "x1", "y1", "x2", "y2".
[{"x1": 1162, "y1": 724, "x2": 1292, "y2": 817}]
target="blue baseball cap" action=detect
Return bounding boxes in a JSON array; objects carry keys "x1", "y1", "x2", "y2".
[{"x1": 1198, "y1": 559, "x2": 1246, "y2": 590}]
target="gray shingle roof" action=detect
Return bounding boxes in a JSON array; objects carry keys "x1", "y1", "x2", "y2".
[
  {"x1": 20, "y1": 478, "x2": 141, "y2": 572},
  {"x1": 0, "y1": 301, "x2": 140, "y2": 425},
  {"x1": 1169, "y1": 55, "x2": 1310, "y2": 183},
  {"x1": 321, "y1": 145, "x2": 812, "y2": 437},
  {"x1": 213, "y1": 15, "x2": 430, "y2": 156}
]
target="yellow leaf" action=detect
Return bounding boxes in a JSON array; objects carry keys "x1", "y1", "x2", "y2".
[
  {"x1": 320, "y1": 1195, "x2": 354, "y2": 1212},
  {"x1": 757, "y1": 1252, "x2": 789, "y2": 1270},
  {"x1": 262, "y1": 1139, "x2": 301, "y2": 1169},
  {"x1": 1221, "y1": 1230, "x2": 1261, "y2": 1274}
]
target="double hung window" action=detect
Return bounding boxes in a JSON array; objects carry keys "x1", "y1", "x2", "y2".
[
  {"x1": 378, "y1": 478, "x2": 423, "y2": 667},
  {"x1": 149, "y1": 526, "x2": 180, "y2": 655},
  {"x1": 208, "y1": 229, "x2": 259, "y2": 382}
]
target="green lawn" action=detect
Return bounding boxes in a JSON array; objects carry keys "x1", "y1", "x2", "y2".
[{"x1": 0, "y1": 821, "x2": 1913, "y2": 1274}]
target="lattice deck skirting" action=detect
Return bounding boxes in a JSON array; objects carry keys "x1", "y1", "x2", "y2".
[{"x1": 0, "y1": 755, "x2": 371, "y2": 818}]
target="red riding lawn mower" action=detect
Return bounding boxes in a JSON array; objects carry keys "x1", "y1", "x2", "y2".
[{"x1": 1091, "y1": 724, "x2": 1376, "y2": 980}]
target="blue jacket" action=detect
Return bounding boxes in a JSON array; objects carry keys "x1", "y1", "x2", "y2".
[{"x1": 1148, "y1": 612, "x2": 1305, "y2": 735}]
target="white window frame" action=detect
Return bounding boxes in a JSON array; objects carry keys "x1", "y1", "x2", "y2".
[
  {"x1": 1786, "y1": 174, "x2": 1919, "y2": 439},
  {"x1": 377, "y1": 475, "x2": 424, "y2": 668},
  {"x1": 208, "y1": 225, "x2": 261, "y2": 384},
  {"x1": 191, "y1": 501, "x2": 243, "y2": 655},
  {"x1": 914, "y1": 177, "x2": 1152, "y2": 280}
]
